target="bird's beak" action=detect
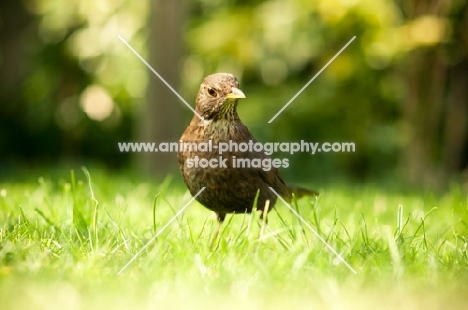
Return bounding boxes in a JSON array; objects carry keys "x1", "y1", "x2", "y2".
[{"x1": 225, "y1": 87, "x2": 246, "y2": 99}]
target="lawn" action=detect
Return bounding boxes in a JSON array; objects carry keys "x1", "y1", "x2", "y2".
[{"x1": 1, "y1": 168, "x2": 468, "y2": 309}]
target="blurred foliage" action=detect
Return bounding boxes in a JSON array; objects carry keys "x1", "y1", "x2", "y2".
[
  {"x1": 0, "y1": 0, "x2": 467, "y2": 184},
  {"x1": 0, "y1": 0, "x2": 148, "y2": 167}
]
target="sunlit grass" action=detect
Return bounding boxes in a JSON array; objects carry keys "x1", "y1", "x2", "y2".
[{"x1": 1, "y1": 169, "x2": 468, "y2": 309}]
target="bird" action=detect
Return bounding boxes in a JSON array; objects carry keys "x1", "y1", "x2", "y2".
[{"x1": 177, "y1": 73, "x2": 318, "y2": 245}]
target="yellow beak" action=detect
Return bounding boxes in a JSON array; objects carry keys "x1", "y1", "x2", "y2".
[{"x1": 225, "y1": 87, "x2": 246, "y2": 99}]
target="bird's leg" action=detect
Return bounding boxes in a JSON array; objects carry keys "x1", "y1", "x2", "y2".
[
  {"x1": 258, "y1": 200, "x2": 270, "y2": 241},
  {"x1": 210, "y1": 212, "x2": 225, "y2": 248}
]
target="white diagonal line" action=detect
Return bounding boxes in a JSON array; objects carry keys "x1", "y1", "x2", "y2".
[
  {"x1": 118, "y1": 35, "x2": 204, "y2": 121},
  {"x1": 269, "y1": 187, "x2": 357, "y2": 274},
  {"x1": 268, "y1": 36, "x2": 356, "y2": 123},
  {"x1": 117, "y1": 187, "x2": 206, "y2": 275}
]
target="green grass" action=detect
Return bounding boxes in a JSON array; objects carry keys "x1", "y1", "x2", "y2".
[{"x1": 1, "y1": 169, "x2": 468, "y2": 309}]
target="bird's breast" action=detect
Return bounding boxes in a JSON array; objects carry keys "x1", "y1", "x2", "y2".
[{"x1": 202, "y1": 119, "x2": 242, "y2": 140}]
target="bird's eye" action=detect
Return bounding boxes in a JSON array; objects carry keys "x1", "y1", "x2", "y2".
[{"x1": 207, "y1": 88, "x2": 217, "y2": 97}]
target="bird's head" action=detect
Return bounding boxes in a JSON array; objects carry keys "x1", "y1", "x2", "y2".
[{"x1": 195, "y1": 73, "x2": 246, "y2": 121}]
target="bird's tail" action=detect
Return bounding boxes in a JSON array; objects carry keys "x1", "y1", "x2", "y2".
[{"x1": 288, "y1": 185, "x2": 319, "y2": 199}]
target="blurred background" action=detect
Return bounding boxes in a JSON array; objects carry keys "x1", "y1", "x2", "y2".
[{"x1": 0, "y1": 0, "x2": 467, "y2": 188}]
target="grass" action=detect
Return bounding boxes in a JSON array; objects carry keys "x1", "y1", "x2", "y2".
[{"x1": 1, "y1": 168, "x2": 468, "y2": 309}]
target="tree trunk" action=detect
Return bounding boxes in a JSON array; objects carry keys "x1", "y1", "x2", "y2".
[
  {"x1": 399, "y1": 1, "x2": 468, "y2": 187},
  {"x1": 137, "y1": 0, "x2": 186, "y2": 178},
  {"x1": 443, "y1": 60, "x2": 468, "y2": 177}
]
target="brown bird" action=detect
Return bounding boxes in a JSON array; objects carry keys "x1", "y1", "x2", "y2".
[{"x1": 178, "y1": 73, "x2": 318, "y2": 244}]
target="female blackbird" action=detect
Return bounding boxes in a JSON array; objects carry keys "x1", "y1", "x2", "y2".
[{"x1": 178, "y1": 73, "x2": 317, "y2": 241}]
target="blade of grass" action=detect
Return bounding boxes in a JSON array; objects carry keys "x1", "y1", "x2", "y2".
[
  {"x1": 152, "y1": 193, "x2": 160, "y2": 233},
  {"x1": 82, "y1": 167, "x2": 99, "y2": 250}
]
